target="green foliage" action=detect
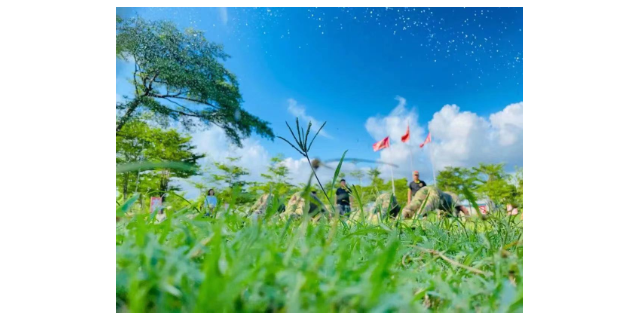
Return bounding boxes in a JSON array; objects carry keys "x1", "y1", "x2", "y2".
[
  {"x1": 202, "y1": 157, "x2": 253, "y2": 205},
  {"x1": 116, "y1": 16, "x2": 124, "y2": 56},
  {"x1": 116, "y1": 119, "x2": 204, "y2": 199},
  {"x1": 116, "y1": 203, "x2": 523, "y2": 312},
  {"x1": 513, "y1": 167, "x2": 523, "y2": 209},
  {"x1": 253, "y1": 154, "x2": 296, "y2": 197},
  {"x1": 116, "y1": 17, "x2": 273, "y2": 146},
  {"x1": 437, "y1": 164, "x2": 522, "y2": 207},
  {"x1": 437, "y1": 166, "x2": 477, "y2": 195},
  {"x1": 477, "y1": 180, "x2": 516, "y2": 206},
  {"x1": 388, "y1": 178, "x2": 409, "y2": 205},
  {"x1": 473, "y1": 164, "x2": 518, "y2": 206},
  {"x1": 349, "y1": 168, "x2": 365, "y2": 186},
  {"x1": 209, "y1": 157, "x2": 249, "y2": 187},
  {"x1": 367, "y1": 167, "x2": 383, "y2": 192},
  {"x1": 367, "y1": 167, "x2": 382, "y2": 183}
]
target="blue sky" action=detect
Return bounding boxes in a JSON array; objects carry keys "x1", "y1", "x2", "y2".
[{"x1": 116, "y1": 7, "x2": 523, "y2": 191}]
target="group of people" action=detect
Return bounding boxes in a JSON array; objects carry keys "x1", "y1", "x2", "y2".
[
  {"x1": 207, "y1": 169, "x2": 518, "y2": 219},
  {"x1": 333, "y1": 170, "x2": 469, "y2": 219}
]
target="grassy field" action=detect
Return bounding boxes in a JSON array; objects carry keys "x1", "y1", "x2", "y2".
[{"x1": 116, "y1": 200, "x2": 523, "y2": 313}]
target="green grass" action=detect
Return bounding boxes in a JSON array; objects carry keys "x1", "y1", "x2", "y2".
[{"x1": 116, "y1": 202, "x2": 523, "y2": 313}]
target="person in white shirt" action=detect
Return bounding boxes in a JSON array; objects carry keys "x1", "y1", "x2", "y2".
[{"x1": 204, "y1": 189, "x2": 218, "y2": 217}]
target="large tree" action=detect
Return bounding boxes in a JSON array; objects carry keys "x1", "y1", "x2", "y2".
[
  {"x1": 473, "y1": 163, "x2": 508, "y2": 182},
  {"x1": 116, "y1": 17, "x2": 273, "y2": 147},
  {"x1": 437, "y1": 164, "x2": 520, "y2": 206},
  {"x1": 473, "y1": 164, "x2": 518, "y2": 205},
  {"x1": 436, "y1": 166, "x2": 478, "y2": 195}
]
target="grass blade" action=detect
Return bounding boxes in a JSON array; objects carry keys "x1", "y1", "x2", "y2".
[
  {"x1": 277, "y1": 136, "x2": 305, "y2": 156},
  {"x1": 307, "y1": 121, "x2": 326, "y2": 151}
]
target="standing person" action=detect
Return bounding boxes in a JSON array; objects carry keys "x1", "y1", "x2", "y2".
[
  {"x1": 336, "y1": 179, "x2": 352, "y2": 216},
  {"x1": 407, "y1": 171, "x2": 427, "y2": 203},
  {"x1": 204, "y1": 189, "x2": 218, "y2": 217}
]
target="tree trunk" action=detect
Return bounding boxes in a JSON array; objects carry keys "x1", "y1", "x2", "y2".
[
  {"x1": 122, "y1": 173, "x2": 129, "y2": 199},
  {"x1": 159, "y1": 170, "x2": 170, "y2": 203}
]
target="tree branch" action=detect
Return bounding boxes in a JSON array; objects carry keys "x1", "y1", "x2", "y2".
[
  {"x1": 116, "y1": 98, "x2": 142, "y2": 132},
  {"x1": 162, "y1": 98, "x2": 200, "y2": 117},
  {"x1": 152, "y1": 94, "x2": 220, "y2": 110},
  {"x1": 147, "y1": 72, "x2": 159, "y2": 93}
]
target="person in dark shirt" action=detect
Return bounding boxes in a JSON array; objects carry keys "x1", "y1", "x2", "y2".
[
  {"x1": 407, "y1": 171, "x2": 427, "y2": 203},
  {"x1": 335, "y1": 179, "x2": 352, "y2": 216}
]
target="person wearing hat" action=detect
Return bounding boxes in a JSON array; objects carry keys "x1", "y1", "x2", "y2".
[
  {"x1": 407, "y1": 171, "x2": 427, "y2": 203},
  {"x1": 335, "y1": 178, "x2": 352, "y2": 216}
]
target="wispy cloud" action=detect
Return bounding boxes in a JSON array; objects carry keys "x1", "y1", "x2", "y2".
[
  {"x1": 218, "y1": 7, "x2": 228, "y2": 26},
  {"x1": 287, "y1": 99, "x2": 332, "y2": 139}
]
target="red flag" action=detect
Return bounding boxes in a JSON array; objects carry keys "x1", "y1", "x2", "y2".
[
  {"x1": 401, "y1": 126, "x2": 410, "y2": 143},
  {"x1": 419, "y1": 133, "x2": 432, "y2": 148},
  {"x1": 373, "y1": 137, "x2": 390, "y2": 152}
]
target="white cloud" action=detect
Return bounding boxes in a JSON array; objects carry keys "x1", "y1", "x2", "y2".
[
  {"x1": 190, "y1": 126, "x2": 270, "y2": 181},
  {"x1": 365, "y1": 97, "x2": 523, "y2": 183},
  {"x1": 490, "y1": 102, "x2": 524, "y2": 146},
  {"x1": 429, "y1": 102, "x2": 523, "y2": 170},
  {"x1": 171, "y1": 126, "x2": 271, "y2": 198},
  {"x1": 219, "y1": 7, "x2": 228, "y2": 26},
  {"x1": 287, "y1": 99, "x2": 332, "y2": 139}
]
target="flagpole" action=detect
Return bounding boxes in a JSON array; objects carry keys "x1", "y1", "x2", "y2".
[
  {"x1": 389, "y1": 136, "x2": 395, "y2": 195},
  {"x1": 389, "y1": 164, "x2": 396, "y2": 196},
  {"x1": 409, "y1": 145, "x2": 414, "y2": 172},
  {"x1": 429, "y1": 144, "x2": 437, "y2": 186},
  {"x1": 406, "y1": 121, "x2": 414, "y2": 171}
]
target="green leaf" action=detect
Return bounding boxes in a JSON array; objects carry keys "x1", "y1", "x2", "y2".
[
  {"x1": 116, "y1": 193, "x2": 139, "y2": 217},
  {"x1": 116, "y1": 161, "x2": 196, "y2": 174}
]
